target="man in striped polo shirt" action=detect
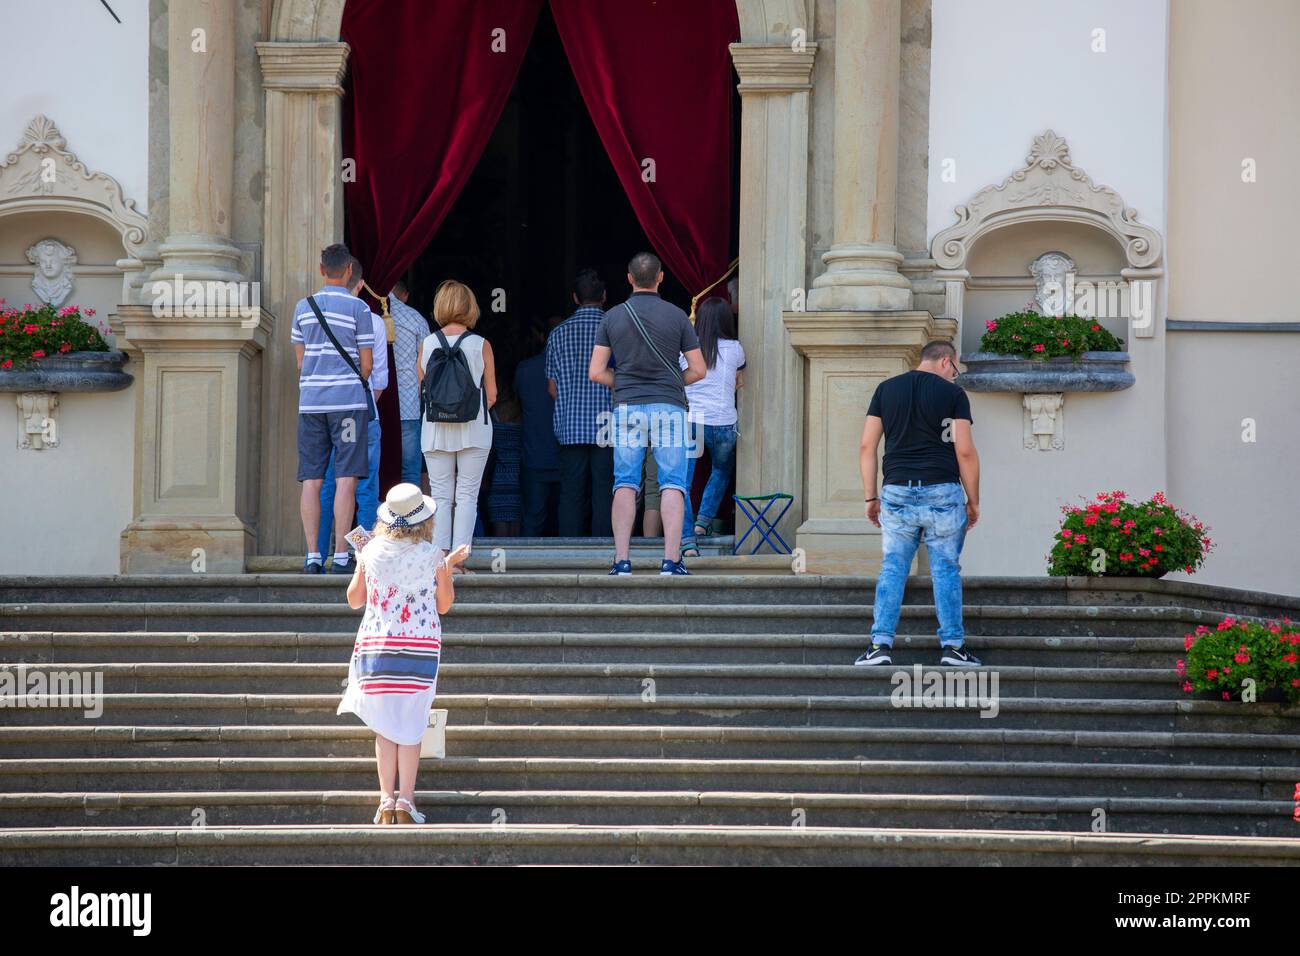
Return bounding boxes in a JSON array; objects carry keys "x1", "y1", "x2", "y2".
[{"x1": 292, "y1": 243, "x2": 374, "y2": 574}]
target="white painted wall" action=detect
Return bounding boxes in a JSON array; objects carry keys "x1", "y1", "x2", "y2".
[
  {"x1": 927, "y1": 0, "x2": 1174, "y2": 582},
  {"x1": 928, "y1": 0, "x2": 1169, "y2": 243},
  {"x1": 3, "y1": 0, "x2": 150, "y2": 211}
]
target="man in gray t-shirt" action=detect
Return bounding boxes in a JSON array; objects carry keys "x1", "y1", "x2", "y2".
[
  {"x1": 589, "y1": 252, "x2": 706, "y2": 576},
  {"x1": 595, "y1": 289, "x2": 700, "y2": 408}
]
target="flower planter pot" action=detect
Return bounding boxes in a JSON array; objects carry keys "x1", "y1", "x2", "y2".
[
  {"x1": 957, "y1": 351, "x2": 1134, "y2": 393},
  {"x1": 0, "y1": 351, "x2": 132, "y2": 393}
]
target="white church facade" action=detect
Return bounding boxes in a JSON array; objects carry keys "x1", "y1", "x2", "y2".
[{"x1": 2, "y1": 0, "x2": 1296, "y2": 597}]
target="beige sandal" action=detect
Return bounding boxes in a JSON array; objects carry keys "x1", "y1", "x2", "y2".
[
  {"x1": 394, "y1": 796, "x2": 425, "y2": 824},
  {"x1": 374, "y1": 795, "x2": 396, "y2": 825}
]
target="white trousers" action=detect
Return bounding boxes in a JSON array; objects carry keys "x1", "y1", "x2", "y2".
[{"x1": 424, "y1": 446, "x2": 491, "y2": 553}]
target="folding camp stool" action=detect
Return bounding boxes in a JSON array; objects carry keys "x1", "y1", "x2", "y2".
[{"x1": 732, "y1": 492, "x2": 794, "y2": 555}]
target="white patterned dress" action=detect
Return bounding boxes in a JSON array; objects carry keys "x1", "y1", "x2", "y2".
[{"x1": 336, "y1": 536, "x2": 443, "y2": 745}]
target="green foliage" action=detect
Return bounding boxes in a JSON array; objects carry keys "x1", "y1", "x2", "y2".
[
  {"x1": 0, "y1": 301, "x2": 109, "y2": 369},
  {"x1": 1180, "y1": 617, "x2": 1300, "y2": 705},
  {"x1": 979, "y1": 311, "x2": 1124, "y2": 359},
  {"x1": 1046, "y1": 490, "x2": 1212, "y2": 578}
]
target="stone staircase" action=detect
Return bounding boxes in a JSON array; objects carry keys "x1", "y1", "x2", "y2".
[{"x1": 2, "y1": 559, "x2": 1300, "y2": 865}]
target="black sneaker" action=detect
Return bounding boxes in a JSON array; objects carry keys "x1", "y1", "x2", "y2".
[
  {"x1": 608, "y1": 559, "x2": 632, "y2": 576},
  {"x1": 659, "y1": 558, "x2": 691, "y2": 576},
  {"x1": 328, "y1": 558, "x2": 355, "y2": 575},
  {"x1": 854, "y1": 644, "x2": 892, "y2": 666},
  {"x1": 940, "y1": 644, "x2": 982, "y2": 667},
  {"x1": 303, "y1": 558, "x2": 324, "y2": 575}
]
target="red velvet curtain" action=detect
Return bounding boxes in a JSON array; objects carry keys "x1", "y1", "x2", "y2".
[
  {"x1": 341, "y1": 0, "x2": 545, "y2": 295},
  {"x1": 550, "y1": 0, "x2": 739, "y2": 297},
  {"x1": 342, "y1": 0, "x2": 544, "y2": 495}
]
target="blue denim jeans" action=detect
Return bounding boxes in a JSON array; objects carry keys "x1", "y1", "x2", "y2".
[
  {"x1": 399, "y1": 418, "x2": 423, "y2": 486},
  {"x1": 318, "y1": 416, "x2": 382, "y2": 553},
  {"x1": 871, "y1": 481, "x2": 967, "y2": 647},
  {"x1": 682, "y1": 423, "x2": 737, "y2": 549},
  {"x1": 611, "y1": 403, "x2": 690, "y2": 495}
]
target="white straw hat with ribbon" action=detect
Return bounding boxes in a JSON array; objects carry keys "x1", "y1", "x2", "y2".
[{"x1": 376, "y1": 483, "x2": 436, "y2": 529}]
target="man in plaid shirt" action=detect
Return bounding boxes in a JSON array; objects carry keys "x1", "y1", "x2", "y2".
[{"x1": 546, "y1": 268, "x2": 614, "y2": 536}]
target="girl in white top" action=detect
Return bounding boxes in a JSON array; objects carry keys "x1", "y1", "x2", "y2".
[
  {"x1": 418, "y1": 280, "x2": 497, "y2": 567},
  {"x1": 680, "y1": 296, "x2": 745, "y2": 554}
]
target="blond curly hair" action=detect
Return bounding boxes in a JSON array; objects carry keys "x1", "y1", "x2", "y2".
[{"x1": 372, "y1": 516, "x2": 434, "y2": 543}]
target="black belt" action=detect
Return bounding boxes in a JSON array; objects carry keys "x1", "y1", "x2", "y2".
[{"x1": 884, "y1": 479, "x2": 956, "y2": 487}]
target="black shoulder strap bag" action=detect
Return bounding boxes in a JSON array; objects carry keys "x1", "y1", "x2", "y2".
[
  {"x1": 429, "y1": 327, "x2": 488, "y2": 424},
  {"x1": 307, "y1": 295, "x2": 378, "y2": 420},
  {"x1": 623, "y1": 298, "x2": 689, "y2": 410}
]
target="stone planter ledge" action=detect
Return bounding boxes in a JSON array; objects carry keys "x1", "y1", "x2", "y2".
[
  {"x1": 0, "y1": 351, "x2": 133, "y2": 392},
  {"x1": 957, "y1": 351, "x2": 1134, "y2": 393}
]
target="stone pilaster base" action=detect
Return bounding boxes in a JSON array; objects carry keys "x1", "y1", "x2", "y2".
[
  {"x1": 796, "y1": 517, "x2": 881, "y2": 575},
  {"x1": 120, "y1": 517, "x2": 254, "y2": 574},
  {"x1": 115, "y1": 304, "x2": 270, "y2": 575},
  {"x1": 784, "y1": 309, "x2": 957, "y2": 577}
]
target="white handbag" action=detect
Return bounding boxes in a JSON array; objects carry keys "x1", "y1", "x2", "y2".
[{"x1": 420, "y1": 708, "x2": 448, "y2": 759}]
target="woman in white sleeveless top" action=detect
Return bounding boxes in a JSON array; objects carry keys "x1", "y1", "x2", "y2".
[{"x1": 418, "y1": 280, "x2": 496, "y2": 568}]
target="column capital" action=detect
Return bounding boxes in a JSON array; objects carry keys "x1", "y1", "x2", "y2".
[
  {"x1": 256, "y1": 41, "x2": 351, "y2": 95},
  {"x1": 729, "y1": 43, "x2": 818, "y2": 93}
]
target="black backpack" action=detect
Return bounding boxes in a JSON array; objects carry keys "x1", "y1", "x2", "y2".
[{"x1": 422, "y1": 328, "x2": 486, "y2": 424}]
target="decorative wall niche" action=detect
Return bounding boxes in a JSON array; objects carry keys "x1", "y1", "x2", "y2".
[
  {"x1": 930, "y1": 131, "x2": 1161, "y2": 452},
  {"x1": 0, "y1": 115, "x2": 150, "y2": 304},
  {"x1": 931, "y1": 130, "x2": 1164, "y2": 347}
]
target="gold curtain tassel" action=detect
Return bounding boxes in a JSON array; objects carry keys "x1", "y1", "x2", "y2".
[
  {"x1": 689, "y1": 257, "x2": 740, "y2": 324},
  {"x1": 361, "y1": 279, "x2": 396, "y2": 343}
]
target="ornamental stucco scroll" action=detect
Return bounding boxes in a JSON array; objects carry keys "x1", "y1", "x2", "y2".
[{"x1": 930, "y1": 130, "x2": 1163, "y2": 272}]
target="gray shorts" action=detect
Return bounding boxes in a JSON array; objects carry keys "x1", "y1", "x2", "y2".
[{"x1": 297, "y1": 411, "x2": 370, "y2": 480}]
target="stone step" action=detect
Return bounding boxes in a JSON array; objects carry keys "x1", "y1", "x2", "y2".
[
  {"x1": 256, "y1": 553, "x2": 788, "y2": 575},
  {"x1": 2, "y1": 755, "x2": 1295, "y2": 801},
  {"x1": 0, "y1": 630, "x2": 1187, "y2": 668},
  {"x1": 3, "y1": 824, "x2": 1299, "y2": 866},
  {"x1": 3, "y1": 723, "x2": 1296, "y2": 767},
  {"x1": 2, "y1": 574, "x2": 858, "y2": 606},
  {"x1": 0, "y1": 660, "x2": 1187, "y2": 700},
  {"x1": 8, "y1": 574, "x2": 1297, "y2": 618},
  {"x1": 250, "y1": 535, "x2": 743, "y2": 569},
  {"x1": 0, "y1": 602, "x2": 1238, "y2": 636},
  {"x1": 0, "y1": 789, "x2": 1291, "y2": 837},
  {"x1": 2, "y1": 691, "x2": 1293, "y2": 733}
]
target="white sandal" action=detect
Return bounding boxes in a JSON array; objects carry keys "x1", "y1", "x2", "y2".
[
  {"x1": 374, "y1": 795, "x2": 396, "y2": 825},
  {"x1": 394, "y1": 796, "x2": 425, "y2": 824}
]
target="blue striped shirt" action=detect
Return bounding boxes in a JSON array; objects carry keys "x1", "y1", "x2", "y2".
[
  {"x1": 291, "y1": 286, "x2": 376, "y2": 413},
  {"x1": 545, "y1": 306, "x2": 612, "y2": 445}
]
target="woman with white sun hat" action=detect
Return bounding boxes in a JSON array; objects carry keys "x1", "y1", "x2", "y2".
[{"x1": 339, "y1": 483, "x2": 469, "y2": 824}]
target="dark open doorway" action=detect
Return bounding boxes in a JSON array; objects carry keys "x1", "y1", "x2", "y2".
[{"x1": 383, "y1": 2, "x2": 740, "y2": 538}]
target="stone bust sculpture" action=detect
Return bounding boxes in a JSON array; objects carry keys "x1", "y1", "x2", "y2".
[
  {"x1": 26, "y1": 238, "x2": 77, "y2": 308},
  {"x1": 1029, "y1": 251, "x2": 1075, "y2": 316}
]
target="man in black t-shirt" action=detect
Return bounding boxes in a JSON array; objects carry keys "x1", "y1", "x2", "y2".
[{"x1": 856, "y1": 340, "x2": 982, "y2": 667}]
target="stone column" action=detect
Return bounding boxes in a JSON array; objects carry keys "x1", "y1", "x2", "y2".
[
  {"x1": 117, "y1": 0, "x2": 272, "y2": 573},
  {"x1": 806, "y1": 0, "x2": 912, "y2": 311},
  {"x1": 254, "y1": 41, "x2": 351, "y2": 556},
  {"x1": 729, "y1": 42, "x2": 818, "y2": 550},
  {"x1": 153, "y1": 0, "x2": 244, "y2": 283}
]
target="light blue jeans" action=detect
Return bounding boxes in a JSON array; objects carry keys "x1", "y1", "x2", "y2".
[
  {"x1": 400, "y1": 418, "x2": 423, "y2": 486},
  {"x1": 871, "y1": 481, "x2": 967, "y2": 648},
  {"x1": 682, "y1": 423, "x2": 738, "y2": 549},
  {"x1": 318, "y1": 416, "x2": 382, "y2": 553}
]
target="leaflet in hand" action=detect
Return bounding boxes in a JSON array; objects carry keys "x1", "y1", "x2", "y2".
[{"x1": 343, "y1": 525, "x2": 373, "y2": 552}]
